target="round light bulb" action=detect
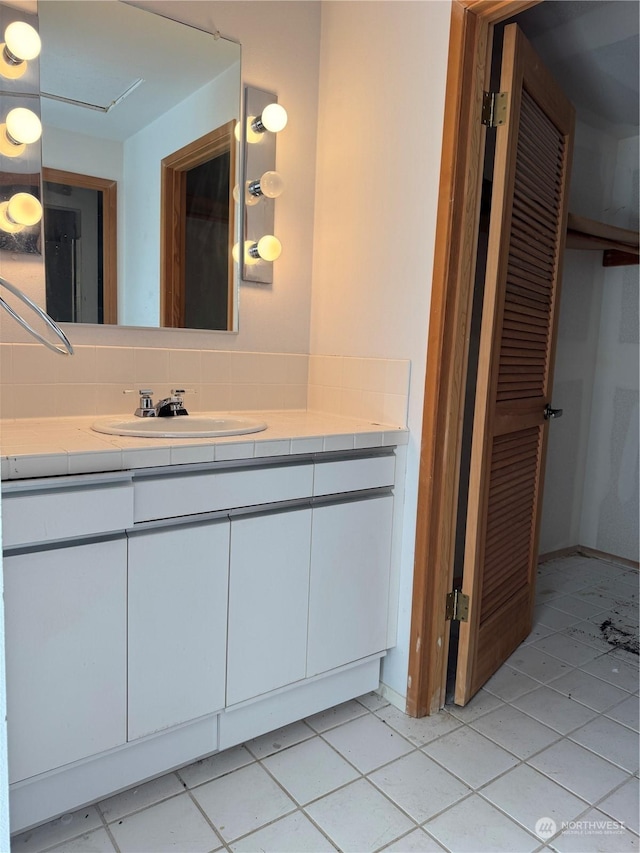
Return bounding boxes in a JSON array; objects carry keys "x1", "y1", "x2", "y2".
[
  {"x1": 259, "y1": 171, "x2": 284, "y2": 199},
  {"x1": 5, "y1": 22, "x2": 41, "y2": 61},
  {"x1": 7, "y1": 191, "x2": 42, "y2": 226},
  {"x1": 6, "y1": 107, "x2": 41, "y2": 144},
  {"x1": 260, "y1": 103, "x2": 288, "y2": 133},
  {"x1": 0, "y1": 201, "x2": 23, "y2": 232},
  {"x1": 256, "y1": 234, "x2": 282, "y2": 262}
]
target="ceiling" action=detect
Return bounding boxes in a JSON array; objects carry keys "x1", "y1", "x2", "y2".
[{"x1": 515, "y1": 0, "x2": 639, "y2": 139}]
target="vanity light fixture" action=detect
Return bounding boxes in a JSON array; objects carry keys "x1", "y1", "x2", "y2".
[
  {"x1": 248, "y1": 234, "x2": 282, "y2": 262},
  {"x1": 0, "y1": 107, "x2": 42, "y2": 157},
  {"x1": 242, "y1": 87, "x2": 285, "y2": 283},
  {"x1": 0, "y1": 191, "x2": 42, "y2": 233},
  {"x1": 0, "y1": 21, "x2": 41, "y2": 80}
]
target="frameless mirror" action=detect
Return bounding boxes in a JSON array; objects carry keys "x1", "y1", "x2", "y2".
[{"x1": 38, "y1": 0, "x2": 241, "y2": 331}]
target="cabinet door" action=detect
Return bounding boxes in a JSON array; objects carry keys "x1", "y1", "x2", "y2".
[
  {"x1": 4, "y1": 538, "x2": 127, "y2": 783},
  {"x1": 227, "y1": 508, "x2": 312, "y2": 705},
  {"x1": 307, "y1": 495, "x2": 394, "y2": 676},
  {"x1": 128, "y1": 520, "x2": 229, "y2": 740}
]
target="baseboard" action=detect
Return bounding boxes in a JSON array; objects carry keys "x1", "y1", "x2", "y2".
[
  {"x1": 377, "y1": 681, "x2": 407, "y2": 713},
  {"x1": 539, "y1": 544, "x2": 639, "y2": 571}
]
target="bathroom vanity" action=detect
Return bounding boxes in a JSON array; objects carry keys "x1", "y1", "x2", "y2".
[{"x1": 1, "y1": 412, "x2": 406, "y2": 832}]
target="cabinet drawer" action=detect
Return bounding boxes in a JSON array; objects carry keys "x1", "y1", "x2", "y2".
[
  {"x1": 134, "y1": 462, "x2": 314, "y2": 522},
  {"x1": 2, "y1": 476, "x2": 134, "y2": 549},
  {"x1": 313, "y1": 453, "x2": 395, "y2": 496}
]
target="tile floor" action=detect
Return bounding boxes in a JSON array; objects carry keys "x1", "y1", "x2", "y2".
[{"x1": 11, "y1": 554, "x2": 639, "y2": 853}]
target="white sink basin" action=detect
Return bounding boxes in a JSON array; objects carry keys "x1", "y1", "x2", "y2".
[{"x1": 92, "y1": 416, "x2": 267, "y2": 439}]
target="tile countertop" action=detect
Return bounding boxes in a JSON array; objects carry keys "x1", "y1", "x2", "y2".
[{"x1": 0, "y1": 411, "x2": 409, "y2": 481}]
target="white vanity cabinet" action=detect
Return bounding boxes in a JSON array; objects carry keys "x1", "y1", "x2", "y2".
[
  {"x1": 127, "y1": 519, "x2": 230, "y2": 740},
  {"x1": 3, "y1": 446, "x2": 402, "y2": 833},
  {"x1": 2, "y1": 473, "x2": 134, "y2": 786},
  {"x1": 307, "y1": 494, "x2": 394, "y2": 676},
  {"x1": 227, "y1": 508, "x2": 312, "y2": 705},
  {"x1": 4, "y1": 538, "x2": 128, "y2": 784}
]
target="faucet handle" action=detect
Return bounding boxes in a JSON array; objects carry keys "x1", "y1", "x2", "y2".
[
  {"x1": 124, "y1": 389, "x2": 156, "y2": 417},
  {"x1": 170, "y1": 388, "x2": 196, "y2": 396},
  {"x1": 123, "y1": 388, "x2": 154, "y2": 397}
]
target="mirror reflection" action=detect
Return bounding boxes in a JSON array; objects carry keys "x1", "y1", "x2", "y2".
[{"x1": 38, "y1": 0, "x2": 241, "y2": 331}]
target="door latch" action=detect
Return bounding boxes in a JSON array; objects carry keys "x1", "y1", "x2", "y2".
[{"x1": 544, "y1": 404, "x2": 563, "y2": 420}]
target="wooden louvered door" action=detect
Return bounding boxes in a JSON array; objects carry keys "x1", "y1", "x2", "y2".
[{"x1": 454, "y1": 23, "x2": 575, "y2": 705}]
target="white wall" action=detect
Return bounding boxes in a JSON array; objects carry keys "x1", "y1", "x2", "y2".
[
  {"x1": 579, "y1": 135, "x2": 639, "y2": 562},
  {"x1": 310, "y1": 1, "x2": 451, "y2": 699},
  {"x1": 540, "y1": 126, "x2": 639, "y2": 563}
]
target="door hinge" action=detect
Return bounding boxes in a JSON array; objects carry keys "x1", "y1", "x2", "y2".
[
  {"x1": 482, "y1": 91, "x2": 508, "y2": 127},
  {"x1": 446, "y1": 589, "x2": 470, "y2": 622}
]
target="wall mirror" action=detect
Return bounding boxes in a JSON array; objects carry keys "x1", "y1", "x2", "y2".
[{"x1": 38, "y1": 0, "x2": 242, "y2": 331}]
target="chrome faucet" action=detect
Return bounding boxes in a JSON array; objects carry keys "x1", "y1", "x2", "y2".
[
  {"x1": 126, "y1": 389, "x2": 191, "y2": 417},
  {"x1": 155, "y1": 389, "x2": 189, "y2": 417}
]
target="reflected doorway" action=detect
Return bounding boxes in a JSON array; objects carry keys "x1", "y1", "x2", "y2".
[{"x1": 43, "y1": 169, "x2": 117, "y2": 324}]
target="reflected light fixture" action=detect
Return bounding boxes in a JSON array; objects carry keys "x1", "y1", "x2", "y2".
[
  {"x1": 232, "y1": 240, "x2": 260, "y2": 266},
  {"x1": 0, "y1": 21, "x2": 41, "y2": 80},
  {"x1": 248, "y1": 235, "x2": 282, "y2": 262},
  {"x1": 0, "y1": 107, "x2": 42, "y2": 157},
  {"x1": 251, "y1": 103, "x2": 288, "y2": 135},
  {"x1": 0, "y1": 192, "x2": 42, "y2": 233},
  {"x1": 248, "y1": 171, "x2": 284, "y2": 199}
]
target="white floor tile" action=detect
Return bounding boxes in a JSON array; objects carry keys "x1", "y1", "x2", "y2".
[
  {"x1": 549, "y1": 808, "x2": 639, "y2": 852},
  {"x1": 569, "y1": 716, "x2": 640, "y2": 773},
  {"x1": 191, "y1": 762, "x2": 295, "y2": 843},
  {"x1": 481, "y1": 764, "x2": 588, "y2": 837},
  {"x1": 483, "y1": 665, "x2": 541, "y2": 701},
  {"x1": 98, "y1": 773, "x2": 184, "y2": 822},
  {"x1": 547, "y1": 668, "x2": 631, "y2": 711},
  {"x1": 605, "y1": 694, "x2": 640, "y2": 731},
  {"x1": 375, "y1": 704, "x2": 462, "y2": 746},
  {"x1": 446, "y1": 688, "x2": 505, "y2": 722},
  {"x1": 305, "y1": 778, "x2": 414, "y2": 853},
  {"x1": 305, "y1": 699, "x2": 368, "y2": 733},
  {"x1": 108, "y1": 793, "x2": 222, "y2": 853},
  {"x1": 424, "y1": 794, "x2": 540, "y2": 853},
  {"x1": 380, "y1": 828, "x2": 445, "y2": 852},
  {"x1": 177, "y1": 746, "x2": 255, "y2": 789},
  {"x1": 598, "y1": 777, "x2": 640, "y2": 834},
  {"x1": 422, "y1": 725, "x2": 519, "y2": 789},
  {"x1": 229, "y1": 811, "x2": 336, "y2": 852},
  {"x1": 470, "y1": 704, "x2": 560, "y2": 758},
  {"x1": 262, "y1": 736, "x2": 359, "y2": 804},
  {"x1": 45, "y1": 829, "x2": 117, "y2": 853},
  {"x1": 505, "y1": 645, "x2": 574, "y2": 683},
  {"x1": 528, "y1": 739, "x2": 628, "y2": 802},
  {"x1": 534, "y1": 605, "x2": 582, "y2": 631},
  {"x1": 356, "y1": 691, "x2": 390, "y2": 712},
  {"x1": 531, "y1": 634, "x2": 603, "y2": 667},
  {"x1": 245, "y1": 719, "x2": 315, "y2": 759},
  {"x1": 512, "y1": 685, "x2": 598, "y2": 734},
  {"x1": 562, "y1": 619, "x2": 615, "y2": 652},
  {"x1": 321, "y1": 713, "x2": 413, "y2": 773},
  {"x1": 368, "y1": 751, "x2": 469, "y2": 823},
  {"x1": 10, "y1": 806, "x2": 103, "y2": 853},
  {"x1": 549, "y1": 595, "x2": 612, "y2": 620}
]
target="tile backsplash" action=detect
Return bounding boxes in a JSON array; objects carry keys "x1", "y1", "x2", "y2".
[{"x1": 0, "y1": 345, "x2": 410, "y2": 426}]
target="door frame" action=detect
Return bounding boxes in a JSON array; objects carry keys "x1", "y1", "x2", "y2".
[{"x1": 406, "y1": 0, "x2": 540, "y2": 717}]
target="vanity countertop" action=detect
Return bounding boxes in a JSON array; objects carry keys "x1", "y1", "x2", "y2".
[{"x1": 0, "y1": 410, "x2": 408, "y2": 481}]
